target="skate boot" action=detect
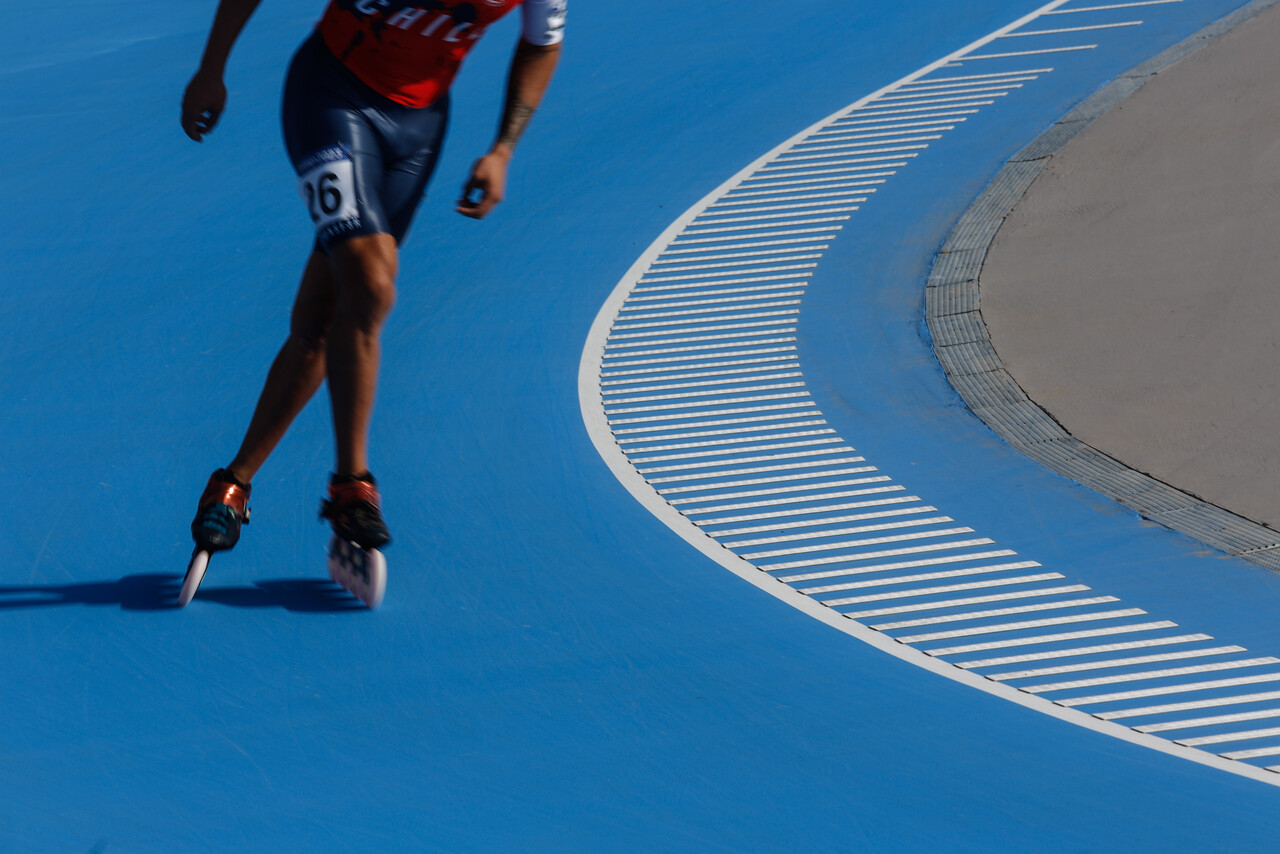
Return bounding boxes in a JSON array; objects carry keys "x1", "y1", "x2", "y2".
[
  {"x1": 320, "y1": 472, "x2": 391, "y2": 549},
  {"x1": 191, "y1": 468, "x2": 252, "y2": 552}
]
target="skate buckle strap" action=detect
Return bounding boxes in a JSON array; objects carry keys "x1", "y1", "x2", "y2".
[
  {"x1": 329, "y1": 479, "x2": 381, "y2": 509},
  {"x1": 199, "y1": 477, "x2": 251, "y2": 522}
]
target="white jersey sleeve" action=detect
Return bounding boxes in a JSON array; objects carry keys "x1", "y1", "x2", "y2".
[{"x1": 520, "y1": 0, "x2": 567, "y2": 46}]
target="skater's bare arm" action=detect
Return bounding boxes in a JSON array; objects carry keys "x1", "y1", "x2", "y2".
[
  {"x1": 181, "y1": 0, "x2": 266, "y2": 142},
  {"x1": 456, "y1": 39, "x2": 562, "y2": 219}
]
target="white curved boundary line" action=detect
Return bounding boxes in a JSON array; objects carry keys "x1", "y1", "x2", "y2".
[{"x1": 577, "y1": 1, "x2": 1279, "y2": 788}]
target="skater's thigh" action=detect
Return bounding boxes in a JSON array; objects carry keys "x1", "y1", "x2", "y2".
[{"x1": 281, "y1": 36, "x2": 394, "y2": 250}]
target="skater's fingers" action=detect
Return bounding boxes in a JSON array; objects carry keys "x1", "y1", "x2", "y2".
[
  {"x1": 455, "y1": 156, "x2": 506, "y2": 219},
  {"x1": 181, "y1": 72, "x2": 226, "y2": 143}
]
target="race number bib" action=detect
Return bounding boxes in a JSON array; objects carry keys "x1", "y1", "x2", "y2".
[{"x1": 297, "y1": 146, "x2": 359, "y2": 235}]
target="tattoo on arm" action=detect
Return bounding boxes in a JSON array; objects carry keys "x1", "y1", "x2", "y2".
[{"x1": 498, "y1": 96, "x2": 536, "y2": 149}]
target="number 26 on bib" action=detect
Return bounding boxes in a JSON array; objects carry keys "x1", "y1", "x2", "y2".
[{"x1": 297, "y1": 147, "x2": 359, "y2": 234}]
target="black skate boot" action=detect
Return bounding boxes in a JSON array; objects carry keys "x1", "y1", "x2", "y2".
[
  {"x1": 191, "y1": 468, "x2": 252, "y2": 552},
  {"x1": 320, "y1": 473, "x2": 391, "y2": 549}
]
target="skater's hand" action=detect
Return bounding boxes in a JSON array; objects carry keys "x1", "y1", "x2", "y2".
[
  {"x1": 456, "y1": 150, "x2": 510, "y2": 219},
  {"x1": 181, "y1": 67, "x2": 227, "y2": 142}
]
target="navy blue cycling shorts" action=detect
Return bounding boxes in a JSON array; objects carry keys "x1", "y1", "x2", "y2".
[{"x1": 281, "y1": 34, "x2": 450, "y2": 251}]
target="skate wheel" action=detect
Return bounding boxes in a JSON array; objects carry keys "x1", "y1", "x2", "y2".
[
  {"x1": 178, "y1": 549, "x2": 210, "y2": 607},
  {"x1": 327, "y1": 535, "x2": 387, "y2": 609}
]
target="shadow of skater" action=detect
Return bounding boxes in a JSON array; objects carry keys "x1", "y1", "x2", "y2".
[{"x1": 0, "y1": 575, "x2": 365, "y2": 612}]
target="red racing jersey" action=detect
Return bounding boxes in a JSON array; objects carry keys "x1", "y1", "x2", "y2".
[{"x1": 317, "y1": 0, "x2": 566, "y2": 108}]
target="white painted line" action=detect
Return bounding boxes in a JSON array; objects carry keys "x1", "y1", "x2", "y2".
[
  {"x1": 781, "y1": 135, "x2": 943, "y2": 154},
  {"x1": 1222, "y1": 745, "x2": 1280, "y2": 761},
  {"x1": 897, "y1": 609, "x2": 1147, "y2": 644},
  {"x1": 852, "y1": 97, "x2": 999, "y2": 113},
  {"x1": 988, "y1": 647, "x2": 1247, "y2": 681},
  {"x1": 637, "y1": 266, "x2": 816, "y2": 285},
  {"x1": 632, "y1": 278, "x2": 810, "y2": 295},
  {"x1": 613, "y1": 311, "x2": 802, "y2": 331},
  {"x1": 603, "y1": 371, "x2": 805, "y2": 395},
  {"x1": 692, "y1": 493, "x2": 918, "y2": 526},
  {"x1": 830, "y1": 110, "x2": 979, "y2": 126},
  {"x1": 960, "y1": 44, "x2": 1097, "y2": 59},
  {"x1": 1180, "y1": 727, "x2": 1280, "y2": 747},
  {"x1": 642, "y1": 251, "x2": 823, "y2": 270},
  {"x1": 607, "y1": 320, "x2": 798, "y2": 342},
  {"x1": 607, "y1": 391, "x2": 810, "y2": 417},
  {"x1": 626, "y1": 289, "x2": 809, "y2": 308},
  {"x1": 786, "y1": 133, "x2": 944, "y2": 150},
  {"x1": 814, "y1": 564, "x2": 1051, "y2": 601},
  {"x1": 742, "y1": 528, "x2": 976, "y2": 560},
  {"x1": 622, "y1": 429, "x2": 836, "y2": 454},
  {"x1": 758, "y1": 154, "x2": 918, "y2": 172},
  {"x1": 1062, "y1": 674, "x2": 1280, "y2": 708},
  {"x1": 605, "y1": 357, "x2": 800, "y2": 380},
  {"x1": 1137, "y1": 708, "x2": 1280, "y2": 734},
  {"x1": 1046, "y1": 1, "x2": 1178, "y2": 13},
  {"x1": 720, "y1": 515, "x2": 954, "y2": 547},
  {"x1": 870, "y1": 596, "x2": 1117, "y2": 630},
  {"x1": 773, "y1": 146, "x2": 931, "y2": 164},
  {"x1": 691, "y1": 203, "x2": 866, "y2": 223},
  {"x1": 637, "y1": 446, "x2": 849, "y2": 475},
  {"x1": 710, "y1": 190, "x2": 877, "y2": 208},
  {"x1": 646, "y1": 454, "x2": 861, "y2": 483},
  {"x1": 956, "y1": 636, "x2": 1214, "y2": 670},
  {"x1": 747, "y1": 163, "x2": 911, "y2": 181},
  {"x1": 896, "y1": 76, "x2": 1039, "y2": 91},
  {"x1": 631, "y1": 438, "x2": 845, "y2": 465},
  {"x1": 620, "y1": 412, "x2": 824, "y2": 437},
  {"x1": 764, "y1": 539, "x2": 1000, "y2": 573},
  {"x1": 727, "y1": 179, "x2": 886, "y2": 196},
  {"x1": 681, "y1": 215, "x2": 854, "y2": 235},
  {"x1": 843, "y1": 582, "x2": 1084, "y2": 618},
  {"x1": 619, "y1": 296, "x2": 807, "y2": 316},
  {"x1": 608, "y1": 358, "x2": 800, "y2": 377},
  {"x1": 604, "y1": 335, "x2": 793, "y2": 355},
  {"x1": 872, "y1": 87, "x2": 1016, "y2": 101},
  {"x1": 811, "y1": 120, "x2": 961, "y2": 136},
  {"x1": 1001, "y1": 22, "x2": 1142, "y2": 36},
  {"x1": 683, "y1": 483, "x2": 900, "y2": 513},
  {"x1": 1026, "y1": 659, "x2": 1280, "y2": 694},
  {"x1": 672, "y1": 475, "x2": 885, "y2": 506},
  {"x1": 926, "y1": 622, "x2": 1179, "y2": 657},
  {"x1": 670, "y1": 228, "x2": 841, "y2": 246},
  {"x1": 650, "y1": 245, "x2": 830, "y2": 263},
  {"x1": 605, "y1": 381, "x2": 807, "y2": 407},
  {"x1": 1101, "y1": 692, "x2": 1280, "y2": 721},
  {"x1": 707, "y1": 504, "x2": 939, "y2": 536},
  {"x1": 657, "y1": 464, "x2": 874, "y2": 493},
  {"x1": 633, "y1": 438, "x2": 843, "y2": 466},
  {"x1": 786, "y1": 554, "x2": 1028, "y2": 587},
  {"x1": 906, "y1": 68, "x2": 1054, "y2": 83},
  {"x1": 610, "y1": 318, "x2": 799, "y2": 338},
  {"x1": 617, "y1": 418, "x2": 824, "y2": 443}
]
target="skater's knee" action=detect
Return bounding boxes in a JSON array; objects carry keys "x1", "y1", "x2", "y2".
[
  {"x1": 332, "y1": 234, "x2": 398, "y2": 329},
  {"x1": 346, "y1": 269, "x2": 397, "y2": 328}
]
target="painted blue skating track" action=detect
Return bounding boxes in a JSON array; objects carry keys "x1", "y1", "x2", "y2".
[{"x1": 7, "y1": 2, "x2": 1280, "y2": 851}]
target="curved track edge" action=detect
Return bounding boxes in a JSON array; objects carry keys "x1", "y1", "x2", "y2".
[
  {"x1": 581, "y1": 0, "x2": 1280, "y2": 789},
  {"x1": 926, "y1": 0, "x2": 1280, "y2": 573}
]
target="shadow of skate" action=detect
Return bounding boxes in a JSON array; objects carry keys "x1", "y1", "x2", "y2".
[
  {"x1": 0, "y1": 574, "x2": 182, "y2": 611},
  {"x1": 197, "y1": 579, "x2": 367, "y2": 612},
  {"x1": 0, "y1": 575, "x2": 366, "y2": 612}
]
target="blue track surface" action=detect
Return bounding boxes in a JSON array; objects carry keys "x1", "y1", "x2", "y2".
[{"x1": 6, "y1": 2, "x2": 1280, "y2": 851}]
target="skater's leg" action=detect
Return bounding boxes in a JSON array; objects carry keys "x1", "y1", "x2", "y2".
[
  {"x1": 326, "y1": 232, "x2": 398, "y2": 478},
  {"x1": 226, "y1": 250, "x2": 336, "y2": 483}
]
